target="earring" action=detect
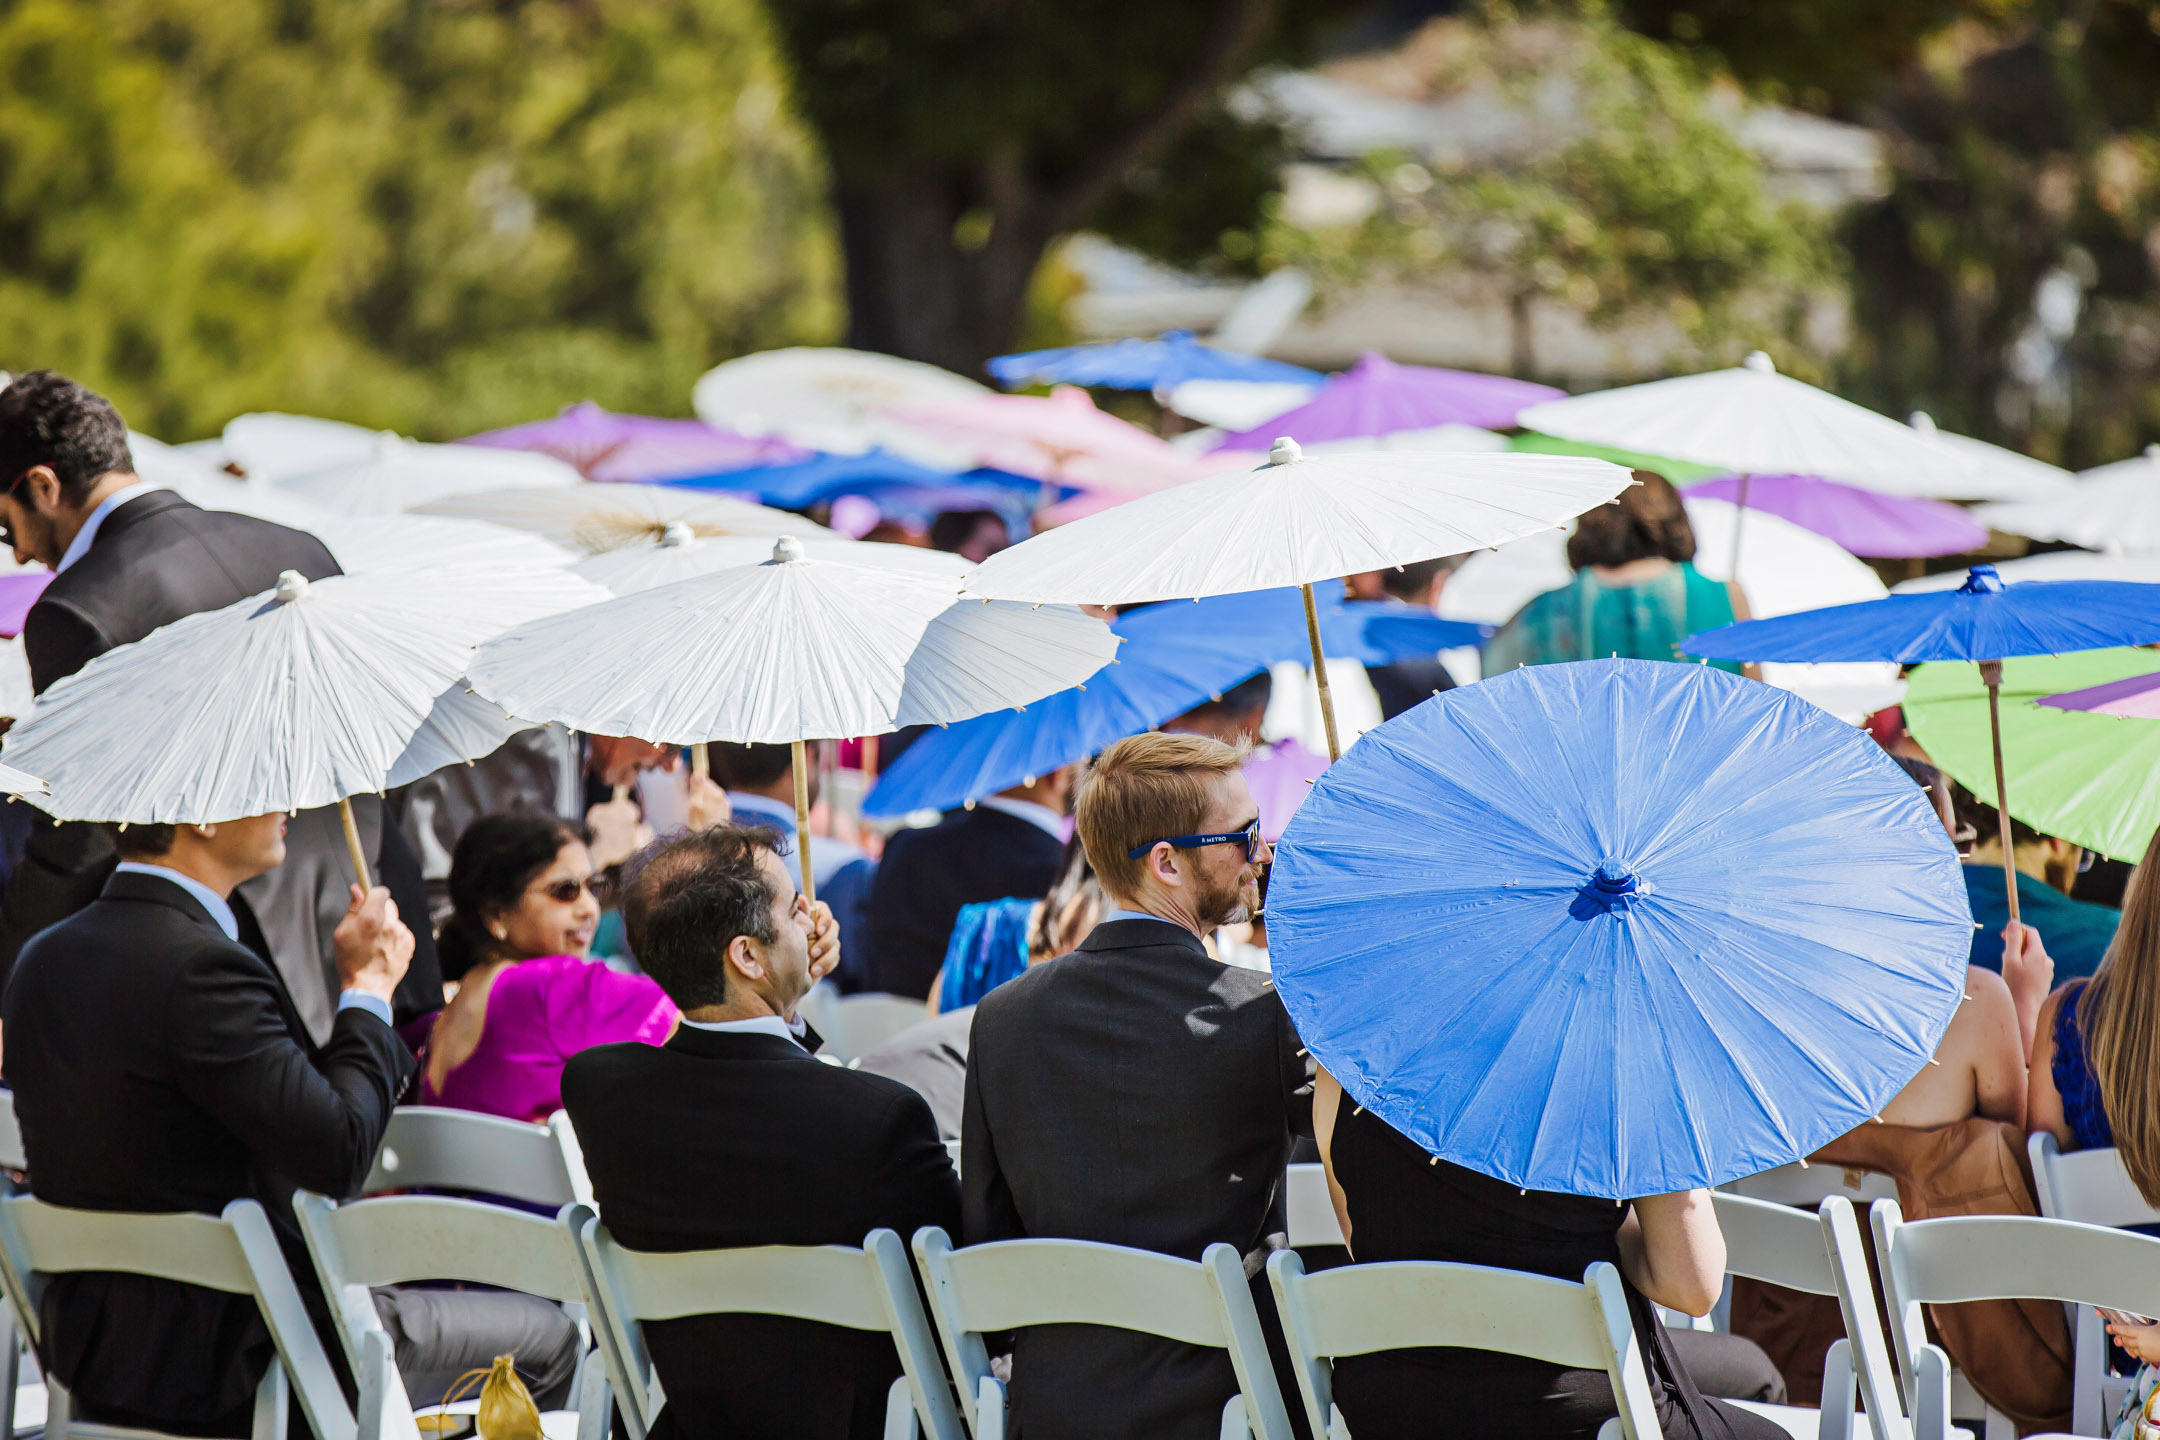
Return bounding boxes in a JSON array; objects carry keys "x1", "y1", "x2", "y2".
[{"x1": 490, "y1": 926, "x2": 506, "y2": 941}]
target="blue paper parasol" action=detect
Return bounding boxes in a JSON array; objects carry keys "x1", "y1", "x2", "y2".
[
  {"x1": 988, "y1": 330, "x2": 1321, "y2": 391},
  {"x1": 1684, "y1": 563, "x2": 2160, "y2": 923},
  {"x1": 865, "y1": 582, "x2": 1490, "y2": 816},
  {"x1": 1268, "y1": 659, "x2": 1973, "y2": 1198}
]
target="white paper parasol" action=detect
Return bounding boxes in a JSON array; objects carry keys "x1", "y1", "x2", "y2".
[
  {"x1": 959, "y1": 439, "x2": 1632, "y2": 757},
  {"x1": 1974, "y1": 444, "x2": 2160, "y2": 554},
  {"x1": 312, "y1": 515, "x2": 579, "y2": 576},
  {"x1": 692, "y1": 347, "x2": 987, "y2": 466},
  {"x1": 572, "y1": 521, "x2": 965, "y2": 596},
  {"x1": 1905, "y1": 412, "x2": 2071, "y2": 502},
  {"x1": 1894, "y1": 550, "x2": 2160, "y2": 592},
  {"x1": 7, "y1": 567, "x2": 610, "y2": 884},
  {"x1": 1515, "y1": 353, "x2": 1979, "y2": 496},
  {"x1": 0, "y1": 762, "x2": 48, "y2": 797},
  {"x1": 222, "y1": 412, "x2": 383, "y2": 482},
  {"x1": 414, "y1": 484, "x2": 817, "y2": 554},
  {"x1": 276, "y1": 435, "x2": 582, "y2": 516},
  {"x1": 469, "y1": 536, "x2": 1115, "y2": 903}
]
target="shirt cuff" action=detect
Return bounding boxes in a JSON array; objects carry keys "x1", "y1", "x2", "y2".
[{"x1": 337, "y1": 991, "x2": 393, "y2": 1027}]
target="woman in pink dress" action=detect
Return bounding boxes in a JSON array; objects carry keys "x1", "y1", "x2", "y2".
[{"x1": 417, "y1": 812, "x2": 676, "y2": 1122}]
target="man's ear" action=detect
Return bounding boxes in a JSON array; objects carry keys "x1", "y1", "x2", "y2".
[
  {"x1": 22, "y1": 466, "x2": 64, "y2": 514},
  {"x1": 725, "y1": 932, "x2": 765, "y2": 982}
]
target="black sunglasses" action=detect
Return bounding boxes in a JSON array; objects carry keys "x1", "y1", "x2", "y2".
[
  {"x1": 532, "y1": 876, "x2": 594, "y2": 904},
  {"x1": 1127, "y1": 819, "x2": 1265, "y2": 863}
]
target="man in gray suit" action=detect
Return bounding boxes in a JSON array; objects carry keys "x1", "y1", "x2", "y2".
[{"x1": 961, "y1": 731, "x2": 1312, "y2": 1440}]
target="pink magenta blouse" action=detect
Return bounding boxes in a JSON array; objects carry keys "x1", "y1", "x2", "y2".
[{"x1": 418, "y1": 953, "x2": 676, "y2": 1123}]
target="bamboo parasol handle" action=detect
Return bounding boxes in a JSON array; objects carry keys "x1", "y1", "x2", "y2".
[
  {"x1": 691, "y1": 742, "x2": 709, "y2": 780},
  {"x1": 792, "y1": 738, "x2": 817, "y2": 911},
  {"x1": 1301, "y1": 582, "x2": 1342, "y2": 763},
  {"x1": 337, "y1": 797, "x2": 373, "y2": 892},
  {"x1": 1980, "y1": 660, "x2": 2020, "y2": 926}
]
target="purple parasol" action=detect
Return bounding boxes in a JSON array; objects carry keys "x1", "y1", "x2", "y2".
[
  {"x1": 1680, "y1": 474, "x2": 1988, "y2": 559},
  {"x1": 462, "y1": 401, "x2": 805, "y2": 483},
  {"x1": 2038, "y1": 671, "x2": 2160, "y2": 720},
  {"x1": 0, "y1": 572, "x2": 51, "y2": 638},
  {"x1": 1210, "y1": 351, "x2": 1563, "y2": 451}
]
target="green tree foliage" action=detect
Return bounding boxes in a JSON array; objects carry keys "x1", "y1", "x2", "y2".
[
  {"x1": 1838, "y1": 4, "x2": 2160, "y2": 465},
  {"x1": 1264, "y1": 9, "x2": 1840, "y2": 377},
  {"x1": 765, "y1": 0, "x2": 1355, "y2": 372},
  {"x1": 1614, "y1": 0, "x2": 1977, "y2": 111},
  {"x1": 0, "y1": 0, "x2": 836, "y2": 440}
]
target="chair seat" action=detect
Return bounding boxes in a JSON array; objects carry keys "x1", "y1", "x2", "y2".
[
  {"x1": 1728, "y1": 1399, "x2": 1819, "y2": 1440},
  {"x1": 411, "y1": 1400, "x2": 581, "y2": 1440}
]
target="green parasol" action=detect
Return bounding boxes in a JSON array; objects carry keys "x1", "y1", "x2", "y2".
[
  {"x1": 1903, "y1": 646, "x2": 2160, "y2": 864},
  {"x1": 1507, "y1": 432, "x2": 1722, "y2": 485}
]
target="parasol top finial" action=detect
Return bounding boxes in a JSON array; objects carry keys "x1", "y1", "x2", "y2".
[
  {"x1": 1958, "y1": 564, "x2": 2005, "y2": 596},
  {"x1": 770, "y1": 535, "x2": 807, "y2": 564},
  {"x1": 273, "y1": 571, "x2": 311, "y2": 604},
  {"x1": 1267, "y1": 437, "x2": 1303, "y2": 466},
  {"x1": 1743, "y1": 351, "x2": 1775, "y2": 374},
  {"x1": 658, "y1": 521, "x2": 695, "y2": 548}
]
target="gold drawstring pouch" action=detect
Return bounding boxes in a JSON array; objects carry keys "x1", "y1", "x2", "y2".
[{"x1": 419, "y1": 1355, "x2": 545, "y2": 1440}]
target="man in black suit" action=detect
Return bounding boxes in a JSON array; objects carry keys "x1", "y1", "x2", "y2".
[
  {"x1": 962, "y1": 732, "x2": 1313, "y2": 1440},
  {"x1": 864, "y1": 766, "x2": 1070, "y2": 998},
  {"x1": 1351, "y1": 557, "x2": 1462, "y2": 720},
  {"x1": 1, "y1": 813, "x2": 578, "y2": 1434},
  {"x1": 564, "y1": 825, "x2": 958, "y2": 1440},
  {"x1": 0, "y1": 371, "x2": 439, "y2": 1024}
]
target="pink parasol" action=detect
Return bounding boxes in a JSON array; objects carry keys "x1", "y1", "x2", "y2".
[
  {"x1": 462, "y1": 401, "x2": 805, "y2": 483},
  {"x1": 2037, "y1": 671, "x2": 2160, "y2": 720},
  {"x1": 1243, "y1": 735, "x2": 1329, "y2": 842},
  {"x1": 882, "y1": 385, "x2": 1214, "y2": 493}
]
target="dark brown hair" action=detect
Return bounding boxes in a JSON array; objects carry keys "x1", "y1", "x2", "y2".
[{"x1": 1566, "y1": 470, "x2": 1696, "y2": 570}]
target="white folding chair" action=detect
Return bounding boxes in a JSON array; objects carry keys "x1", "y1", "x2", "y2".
[
  {"x1": 364, "y1": 1107, "x2": 591, "y2": 1209},
  {"x1": 836, "y1": 994, "x2": 936, "y2": 1059},
  {"x1": 1284, "y1": 1163, "x2": 1342, "y2": 1249},
  {"x1": 1871, "y1": 1200, "x2": 2160, "y2": 1440},
  {"x1": 1712, "y1": 1191, "x2": 1912, "y2": 1440},
  {"x1": 2024, "y1": 1135, "x2": 2160, "y2": 1435},
  {"x1": 294, "y1": 1193, "x2": 608, "y2": 1440},
  {"x1": 0, "y1": 1099, "x2": 27, "y2": 1437},
  {"x1": 571, "y1": 1211, "x2": 961, "y2": 1440},
  {"x1": 911, "y1": 1227, "x2": 1293, "y2": 1440},
  {"x1": 0, "y1": 1194, "x2": 353, "y2": 1440},
  {"x1": 1728, "y1": 1162, "x2": 1899, "y2": 1210},
  {"x1": 1266, "y1": 1247, "x2": 1659, "y2": 1440}
]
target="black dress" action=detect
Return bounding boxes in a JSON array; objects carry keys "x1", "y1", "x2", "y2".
[{"x1": 1328, "y1": 1104, "x2": 1788, "y2": 1440}]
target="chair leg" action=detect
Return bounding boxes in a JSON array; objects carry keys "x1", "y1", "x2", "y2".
[
  {"x1": 977, "y1": 1377, "x2": 1005, "y2": 1440},
  {"x1": 1983, "y1": 1405, "x2": 2014, "y2": 1440},
  {"x1": 574, "y1": 1358, "x2": 611, "y2": 1440},
  {"x1": 884, "y1": 1376, "x2": 918, "y2": 1439},
  {"x1": 44, "y1": 1379, "x2": 68, "y2": 1440},
  {"x1": 1819, "y1": 1339, "x2": 1853, "y2": 1440},
  {"x1": 2075, "y1": 1307, "x2": 2106, "y2": 1436},
  {"x1": 1914, "y1": 1346, "x2": 1953, "y2": 1440}
]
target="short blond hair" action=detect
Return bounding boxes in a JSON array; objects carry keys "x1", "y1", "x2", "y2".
[{"x1": 1077, "y1": 731, "x2": 1250, "y2": 897}]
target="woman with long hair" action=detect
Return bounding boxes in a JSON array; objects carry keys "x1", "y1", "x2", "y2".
[
  {"x1": 416, "y1": 811, "x2": 675, "y2": 1121},
  {"x1": 2028, "y1": 822, "x2": 2160, "y2": 1406}
]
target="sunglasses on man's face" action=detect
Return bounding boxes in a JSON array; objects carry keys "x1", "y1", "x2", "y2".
[
  {"x1": 1126, "y1": 819, "x2": 1266, "y2": 863},
  {"x1": 532, "y1": 876, "x2": 594, "y2": 904}
]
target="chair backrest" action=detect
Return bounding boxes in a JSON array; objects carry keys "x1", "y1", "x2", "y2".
[
  {"x1": 1285, "y1": 1163, "x2": 1342, "y2": 1248},
  {"x1": 1713, "y1": 1191, "x2": 1839, "y2": 1295},
  {"x1": 2028, "y1": 1132, "x2": 2160, "y2": 1228},
  {"x1": 1265, "y1": 1248, "x2": 1659, "y2": 1440},
  {"x1": 0, "y1": 1194, "x2": 355, "y2": 1440},
  {"x1": 835, "y1": 994, "x2": 932, "y2": 1058},
  {"x1": 912, "y1": 1227, "x2": 1294, "y2": 1440},
  {"x1": 0, "y1": 1091, "x2": 25, "y2": 1175},
  {"x1": 294, "y1": 1192, "x2": 587, "y2": 1380},
  {"x1": 1727, "y1": 1161, "x2": 1897, "y2": 1208},
  {"x1": 573, "y1": 1213, "x2": 961, "y2": 1440},
  {"x1": 363, "y1": 1106, "x2": 588, "y2": 1208},
  {"x1": 1871, "y1": 1198, "x2": 2160, "y2": 1413},
  {"x1": 1814, "y1": 1195, "x2": 1915, "y2": 1440}
]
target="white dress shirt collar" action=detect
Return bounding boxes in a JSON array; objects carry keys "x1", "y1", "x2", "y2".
[
  {"x1": 114, "y1": 861, "x2": 237, "y2": 941},
  {"x1": 976, "y1": 794, "x2": 1064, "y2": 839},
  {"x1": 56, "y1": 480, "x2": 163, "y2": 574},
  {"x1": 678, "y1": 1013, "x2": 807, "y2": 1048}
]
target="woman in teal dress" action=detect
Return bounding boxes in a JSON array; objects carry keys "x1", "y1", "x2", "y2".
[{"x1": 1484, "y1": 470, "x2": 1752, "y2": 674}]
